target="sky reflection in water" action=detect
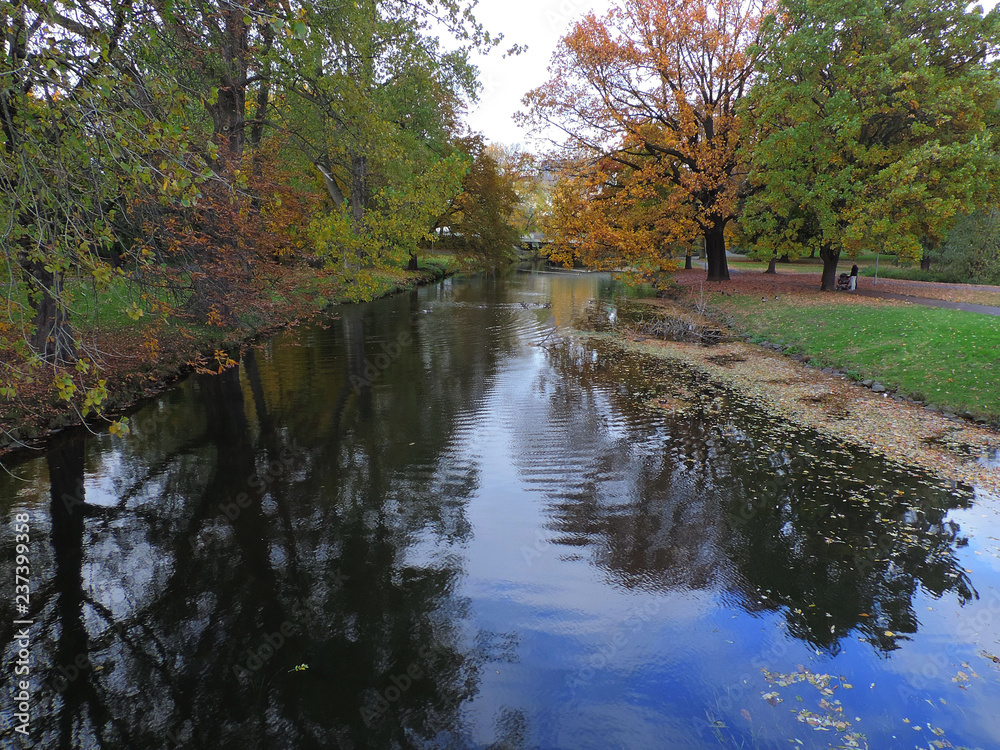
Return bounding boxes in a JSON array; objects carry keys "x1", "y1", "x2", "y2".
[{"x1": 1, "y1": 269, "x2": 999, "y2": 749}]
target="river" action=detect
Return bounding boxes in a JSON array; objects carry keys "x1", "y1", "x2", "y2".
[{"x1": 2, "y1": 269, "x2": 1000, "y2": 748}]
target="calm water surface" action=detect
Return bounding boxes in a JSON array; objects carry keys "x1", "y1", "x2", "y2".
[{"x1": 2, "y1": 270, "x2": 1000, "y2": 749}]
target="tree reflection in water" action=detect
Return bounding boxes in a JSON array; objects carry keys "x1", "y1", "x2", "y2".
[
  {"x1": 0, "y1": 280, "x2": 528, "y2": 749},
  {"x1": 0, "y1": 271, "x2": 988, "y2": 749},
  {"x1": 537, "y1": 337, "x2": 976, "y2": 653}
]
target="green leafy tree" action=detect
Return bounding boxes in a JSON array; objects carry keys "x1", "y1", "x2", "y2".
[
  {"x1": 742, "y1": 0, "x2": 1000, "y2": 290},
  {"x1": 281, "y1": 0, "x2": 487, "y2": 277},
  {"x1": 931, "y1": 209, "x2": 1000, "y2": 284},
  {"x1": 1, "y1": 1, "x2": 205, "y2": 362},
  {"x1": 433, "y1": 138, "x2": 523, "y2": 269}
]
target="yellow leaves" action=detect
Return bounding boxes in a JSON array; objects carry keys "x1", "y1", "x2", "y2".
[
  {"x1": 54, "y1": 372, "x2": 77, "y2": 402},
  {"x1": 91, "y1": 263, "x2": 113, "y2": 287},
  {"x1": 206, "y1": 305, "x2": 225, "y2": 327},
  {"x1": 108, "y1": 417, "x2": 130, "y2": 437},
  {"x1": 192, "y1": 349, "x2": 237, "y2": 375},
  {"x1": 81, "y1": 379, "x2": 107, "y2": 416},
  {"x1": 526, "y1": 0, "x2": 772, "y2": 260}
]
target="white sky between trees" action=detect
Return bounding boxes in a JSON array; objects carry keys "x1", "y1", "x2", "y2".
[
  {"x1": 465, "y1": 0, "x2": 613, "y2": 151},
  {"x1": 464, "y1": 0, "x2": 1000, "y2": 151}
]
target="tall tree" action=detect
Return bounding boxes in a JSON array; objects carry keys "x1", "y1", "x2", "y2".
[
  {"x1": 930, "y1": 209, "x2": 1000, "y2": 284},
  {"x1": 279, "y1": 0, "x2": 487, "y2": 277},
  {"x1": 433, "y1": 138, "x2": 523, "y2": 269},
  {"x1": 521, "y1": 0, "x2": 774, "y2": 281},
  {"x1": 742, "y1": 0, "x2": 1000, "y2": 290},
  {"x1": 1, "y1": 0, "x2": 203, "y2": 364},
  {"x1": 542, "y1": 149, "x2": 697, "y2": 277}
]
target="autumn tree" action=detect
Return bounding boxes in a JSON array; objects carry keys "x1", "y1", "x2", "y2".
[
  {"x1": 431, "y1": 138, "x2": 524, "y2": 269},
  {"x1": 521, "y1": 0, "x2": 775, "y2": 281},
  {"x1": 485, "y1": 144, "x2": 541, "y2": 236},
  {"x1": 742, "y1": 0, "x2": 1000, "y2": 290},
  {"x1": 275, "y1": 0, "x2": 493, "y2": 278},
  {"x1": 149, "y1": 0, "x2": 286, "y2": 163},
  {"x1": 542, "y1": 148, "x2": 699, "y2": 278},
  {"x1": 1, "y1": 1, "x2": 205, "y2": 362}
]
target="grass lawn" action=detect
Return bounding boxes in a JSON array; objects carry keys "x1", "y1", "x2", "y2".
[
  {"x1": 726, "y1": 259, "x2": 823, "y2": 274},
  {"x1": 727, "y1": 251, "x2": 887, "y2": 272},
  {"x1": 715, "y1": 294, "x2": 1000, "y2": 418}
]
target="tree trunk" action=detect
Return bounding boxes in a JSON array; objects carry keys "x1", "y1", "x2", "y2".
[
  {"x1": 765, "y1": 258, "x2": 777, "y2": 274},
  {"x1": 48, "y1": 434, "x2": 109, "y2": 739},
  {"x1": 350, "y1": 154, "x2": 367, "y2": 229},
  {"x1": 208, "y1": 84, "x2": 246, "y2": 160},
  {"x1": 705, "y1": 222, "x2": 730, "y2": 281},
  {"x1": 22, "y1": 258, "x2": 76, "y2": 363},
  {"x1": 684, "y1": 254, "x2": 693, "y2": 270},
  {"x1": 204, "y1": 11, "x2": 249, "y2": 163},
  {"x1": 249, "y1": 22, "x2": 273, "y2": 176},
  {"x1": 921, "y1": 256, "x2": 931, "y2": 271},
  {"x1": 820, "y1": 246, "x2": 841, "y2": 291},
  {"x1": 779, "y1": 253, "x2": 790, "y2": 263},
  {"x1": 408, "y1": 251, "x2": 419, "y2": 271}
]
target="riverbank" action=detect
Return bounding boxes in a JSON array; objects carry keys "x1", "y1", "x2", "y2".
[
  {"x1": 591, "y1": 331, "x2": 999, "y2": 494},
  {"x1": 585, "y1": 271, "x2": 1000, "y2": 494},
  {"x1": 0, "y1": 256, "x2": 464, "y2": 457},
  {"x1": 665, "y1": 268, "x2": 1000, "y2": 421}
]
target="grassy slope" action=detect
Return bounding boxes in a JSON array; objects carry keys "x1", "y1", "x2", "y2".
[{"x1": 714, "y1": 294, "x2": 1000, "y2": 418}]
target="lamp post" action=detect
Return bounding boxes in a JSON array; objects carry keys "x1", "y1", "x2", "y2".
[{"x1": 873, "y1": 250, "x2": 880, "y2": 288}]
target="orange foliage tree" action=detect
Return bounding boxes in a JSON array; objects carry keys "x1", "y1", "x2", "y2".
[
  {"x1": 521, "y1": 0, "x2": 774, "y2": 281},
  {"x1": 543, "y1": 147, "x2": 699, "y2": 277}
]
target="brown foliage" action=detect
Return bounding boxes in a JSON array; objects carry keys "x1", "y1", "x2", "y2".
[{"x1": 140, "y1": 139, "x2": 320, "y2": 325}]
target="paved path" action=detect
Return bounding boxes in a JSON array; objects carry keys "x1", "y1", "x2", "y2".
[{"x1": 854, "y1": 289, "x2": 1000, "y2": 316}]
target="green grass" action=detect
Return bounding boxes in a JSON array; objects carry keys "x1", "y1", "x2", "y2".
[
  {"x1": 659, "y1": 254, "x2": 886, "y2": 275},
  {"x1": 72, "y1": 276, "x2": 187, "y2": 331},
  {"x1": 718, "y1": 295, "x2": 1000, "y2": 418},
  {"x1": 857, "y1": 265, "x2": 969, "y2": 284},
  {"x1": 726, "y1": 259, "x2": 823, "y2": 274},
  {"x1": 418, "y1": 252, "x2": 464, "y2": 275}
]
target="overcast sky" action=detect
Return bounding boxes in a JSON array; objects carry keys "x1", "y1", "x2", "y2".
[
  {"x1": 464, "y1": 0, "x2": 612, "y2": 151},
  {"x1": 462, "y1": 0, "x2": 1000, "y2": 151}
]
